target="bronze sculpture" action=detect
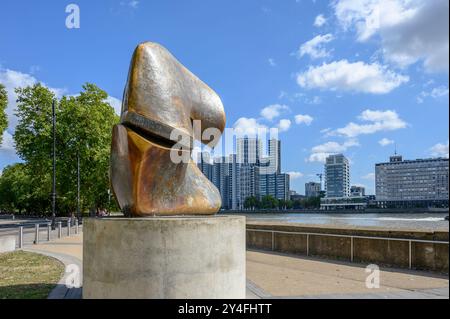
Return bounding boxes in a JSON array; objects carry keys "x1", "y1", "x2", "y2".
[{"x1": 110, "y1": 42, "x2": 226, "y2": 216}]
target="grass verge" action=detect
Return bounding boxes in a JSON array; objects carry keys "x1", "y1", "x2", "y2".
[{"x1": 0, "y1": 250, "x2": 64, "y2": 299}]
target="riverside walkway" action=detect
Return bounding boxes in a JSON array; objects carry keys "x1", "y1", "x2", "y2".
[{"x1": 23, "y1": 232, "x2": 449, "y2": 299}]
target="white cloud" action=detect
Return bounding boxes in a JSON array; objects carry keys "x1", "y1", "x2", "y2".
[
  {"x1": 1, "y1": 69, "x2": 39, "y2": 130},
  {"x1": 294, "y1": 114, "x2": 314, "y2": 126},
  {"x1": 105, "y1": 96, "x2": 122, "y2": 115},
  {"x1": 298, "y1": 34, "x2": 334, "y2": 59},
  {"x1": 0, "y1": 68, "x2": 120, "y2": 164},
  {"x1": 430, "y1": 141, "x2": 449, "y2": 158},
  {"x1": 314, "y1": 14, "x2": 327, "y2": 27},
  {"x1": 332, "y1": 109, "x2": 407, "y2": 137},
  {"x1": 268, "y1": 58, "x2": 276, "y2": 67},
  {"x1": 121, "y1": 1, "x2": 139, "y2": 9},
  {"x1": 0, "y1": 68, "x2": 68, "y2": 132},
  {"x1": 233, "y1": 117, "x2": 268, "y2": 137},
  {"x1": 297, "y1": 60, "x2": 409, "y2": 94},
  {"x1": 417, "y1": 85, "x2": 449, "y2": 104},
  {"x1": 288, "y1": 171, "x2": 304, "y2": 180},
  {"x1": 260, "y1": 104, "x2": 289, "y2": 121},
  {"x1": 277, "y1": 119, "x2": 291, "y2": 132},
  {"x1": 278, "y1": 91, "x2": 322, "y2": 105},
  {"x1": 430, "y1": 86, "x2": 450, "y2": 98},
  {"x1": 378, "y1": 137, "x2": 394, "y2": 146},
  {"x1": 362, "y1": 173, "x2": 375, "y2": 180},
  {"x1": 307, "y1": 139, "x2": 359, "y2": 163},
  {"x1": 333, "y1": 0, "x2": 449, "y2": 72},
  {"x1": 0, "y1": 131, "x2": 15, "y2": 152}
]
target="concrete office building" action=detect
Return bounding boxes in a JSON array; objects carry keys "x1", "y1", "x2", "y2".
[
  {"x1": 325, "y1": 154, "x2": 350, "y2": 198},
  {"x1": 305, "y1": 182, "x2": 321, "y2": 198},
  {"x1": 375, "y1": 155, "x2": 449, "y2": 208}
]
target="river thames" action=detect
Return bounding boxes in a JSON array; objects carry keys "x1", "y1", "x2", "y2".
[{"x1": 230, "y1": 212, "x2": 449, "y2": 231}]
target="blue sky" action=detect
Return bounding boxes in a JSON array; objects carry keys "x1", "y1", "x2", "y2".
[{"x1": 0, "y1": 0, "x2": 448, "y2": 195}]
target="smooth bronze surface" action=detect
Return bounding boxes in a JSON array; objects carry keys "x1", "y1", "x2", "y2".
[{"x1": 111, "y1": 42, "x2": 225, "y2": 216}]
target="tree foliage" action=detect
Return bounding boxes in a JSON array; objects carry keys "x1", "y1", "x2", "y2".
[
  {"x1": 0, "y1": 83, "x2": 119, "y2": 216},
  {"x1": 0, "y1": 84, "x2": 8, "y2": 144}
]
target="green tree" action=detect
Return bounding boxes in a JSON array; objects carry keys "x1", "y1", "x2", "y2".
[
  {"x1": 0, "y1": 163, "x2": 32, "y2": 214},
  {"x1": 244, "y1": 196, "x2": 259, "y2": 210},
  {"x1": 261, "y1": 195, "x2": 278, "y2": 209},
  {"x1": 0, "y1": 84, "x2": 8, "y2": 144},
  {"x1": 57, "y1": 83, "x2": 119, "y2": 214},
  {"x1": 11, "y1": 83, "x2": 119, "y2": 216},
  {"x1": 278, "y1": 199, "x2": 286, "y2": 210}
]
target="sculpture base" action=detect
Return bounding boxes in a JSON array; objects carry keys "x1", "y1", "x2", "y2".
[{"x1": 83, "y1": 216, "x2": 246, "y2": 299}]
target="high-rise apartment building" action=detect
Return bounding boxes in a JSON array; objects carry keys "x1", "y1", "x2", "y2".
[
  {"x1": 236, "y1": 137, "x2": 262, "y2": 165},
  {"x1": 197, "y1": 152, "x2": 213, "y2": 181},
  {"x1": 325, "y1": 154, "x2": 350, "y2": 198},
  {"x1": 235, "y1": 137, "x2": 261, "y2": 209},
  {"x1": 197, "y1": 137, "x2": 291, "y2": 210},
  {"x1": 257, "y1": 138, "x2": 289, "y2": 201},
  {"x1": 212, "y1": 156, "x2": 230, "y2": 210}
]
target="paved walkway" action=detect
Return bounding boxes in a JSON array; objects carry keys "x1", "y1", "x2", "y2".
[
  {"x1": 24, "y1": 233, "x2": 449, "y2": 299},
  {"x1": 246, "y1": 250, "x2": 448, "y2": 299}
]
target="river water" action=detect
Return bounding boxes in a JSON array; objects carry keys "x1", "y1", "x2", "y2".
[{"x1": 232, "y1": 212, "x2": 449, "y2": 231}]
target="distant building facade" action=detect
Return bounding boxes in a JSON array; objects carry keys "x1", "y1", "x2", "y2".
[
  {"x1": 350, "y1": 185, "x2": 365, "y2": 197},
  {"x1": 305, "y1": 182, "x2": 321, "y2": 197},
  {"x1": 325, "y1": 154, "x2": 350, "y2": 198},
  {"x1": 257, "y1": 138, "x2": 289, "y2": 201},
  {"x1": 258, "y1": 171, "x2": 290, "y2": 201},
  {"x1": 375, "y1": 155, "x2": 449, "y2": 208},
  {"x1": 197, "y1": 152, "x2": 213, "y2": 181},
  {"x1": 197, "y1": 137, "x2": 291, "y2": 210}
]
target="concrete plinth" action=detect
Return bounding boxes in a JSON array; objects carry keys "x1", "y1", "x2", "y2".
[{"x1": 83, "y1": 216, "x2": 246, "y2": 299}]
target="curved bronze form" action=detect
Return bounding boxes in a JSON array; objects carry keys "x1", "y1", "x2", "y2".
[{"x1": 110, "y1": 42, "x2": 225, "y2": 216}]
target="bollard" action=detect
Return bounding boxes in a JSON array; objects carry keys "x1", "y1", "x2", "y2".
[
  {"x1": 34, "y1": 224, "x2": 40, "y2": 244},
  {"x1": 67, "y1": 220, "x2": 71, "y2": 236},
  {"x1": 75, "y1": 219, "x2": 79, "y2": 234},
  {"x1": 58, "y1": 222, "x2": 62, "y2": 238},
  {"x1": 19, "y1": 226, "x2": 23, "y2": 248},
  {"x1": 47, "y1": 223, "x2": 51, "y2": 241}
]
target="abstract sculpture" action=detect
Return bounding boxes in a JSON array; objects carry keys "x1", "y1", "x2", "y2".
[{"x1": 110, "y1": 42, "x2": 226, "y2": 216}]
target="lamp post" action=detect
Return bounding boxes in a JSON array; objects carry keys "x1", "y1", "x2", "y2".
[
  {"x1": 77, "y1": 150, "x2": 81, "y2": 221},
  {"x1": 51, "y1": 99, "x2": 57, "y2": 230}
]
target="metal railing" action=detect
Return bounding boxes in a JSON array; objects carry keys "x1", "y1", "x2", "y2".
[
  {"x1": 247, "y1": 228, "x2": 449, "y2": 269},
  {"x1": 8, "y1": 219, "x2": 83, "y2": 248}
]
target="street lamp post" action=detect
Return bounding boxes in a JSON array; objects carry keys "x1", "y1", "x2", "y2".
[
  {"x1": 77, "y1": 150, "x2": 81, "y2": 221},
  {"x1": 51, "y1": 99, "x2": 57, "y2": 230}
]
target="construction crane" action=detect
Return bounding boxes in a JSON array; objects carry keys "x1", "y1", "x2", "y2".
[{"x1": 316, "y1": 173, "x2": 323, "y2": 190}]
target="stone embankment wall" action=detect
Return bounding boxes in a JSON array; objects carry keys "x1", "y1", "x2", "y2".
[{"x1": 246, "y1": 222, "x2": 449, "y2": 273}]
